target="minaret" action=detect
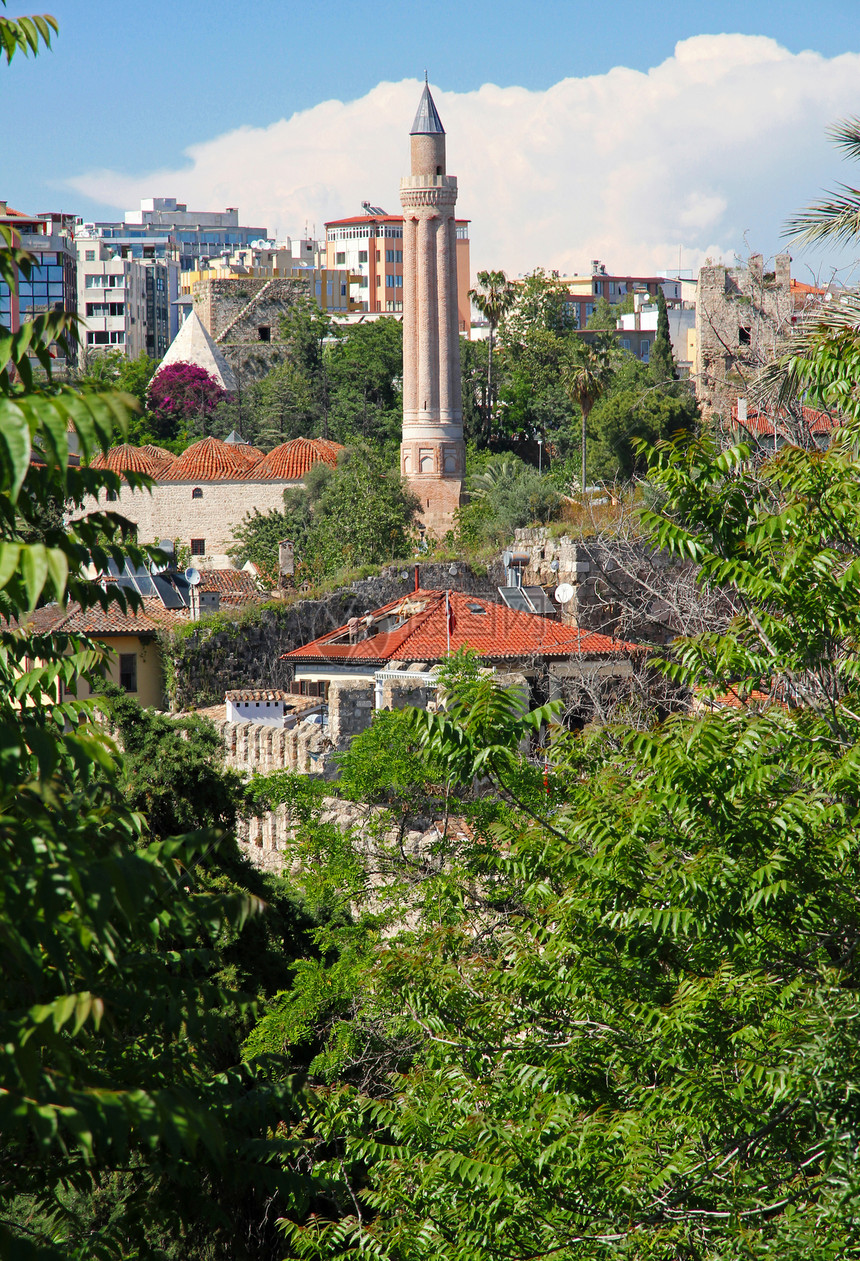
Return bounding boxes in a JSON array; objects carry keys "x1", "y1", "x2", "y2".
[{"x1": 400, "y1": 78, "x2": 464, "y2": 536}]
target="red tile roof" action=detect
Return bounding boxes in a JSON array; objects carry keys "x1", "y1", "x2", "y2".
[
  {"x1": 17, "y1": 597, "x2": 186, "y2": 637},
  {"x1": 160, "y1": 435, "x2": 257, "y2": 481},
  {"x1": 283, "y1": 589, "x2": 639, "y2": 666},
  {"x1": 731, "y1": 402, "x2": 838, "y2": 436},
  {"x1": 90, "y1": 444, "x2": 163, "y2": 476},
  {"x1": 244, "y1": 437, "x2": 344, "y2": 481},
  {"x1": 200, "y1": 568, "x2": 259, "y2": 593}
]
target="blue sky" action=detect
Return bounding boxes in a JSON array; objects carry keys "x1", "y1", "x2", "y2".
[{"x1": 6, "y1": 1, "x2": 860, "y2": 276}]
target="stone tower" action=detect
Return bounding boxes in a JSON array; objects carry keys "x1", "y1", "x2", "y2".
[{"x1": 400, "y1": 79, "x2": 465, "y2": 536}]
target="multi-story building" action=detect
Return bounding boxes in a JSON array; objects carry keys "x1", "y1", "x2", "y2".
[
  {"x1": 0, "y1": 203, "x2": 79, "y2": 368},
  {"x1": 179, "y1": 237, "x2": 359, "y2": 316},
  {"x1": 81, "y1": 197, "x2": 269, "y2": 272},
  {"x1": 546, "y1": 262, "x2": 680, "y2": 330},
  {"x1": 325, "y1": 204, "x2": 472, "y2": 332},
  {"x1": 75, "y1": 231, "x2": 180, "y2": 360}
]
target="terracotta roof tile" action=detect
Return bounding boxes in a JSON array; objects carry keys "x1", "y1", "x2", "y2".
[
  {"x1": 160, "y1": 436, "x2": 256, "y2": 481},
  {"x1": 17, "y1": 597, "x2": 187, "y2": 636},
  {"x1": 244, "y1": 437, "x2": 344, "y2": 481},
  {"x1": 200, "y1": 568, "x2": 260, "y2": 597},
  {"x1": 283, "y1": 589, "x2": 640, "y2": 666},
  {"x1": 90, "y1": 444, "x2": 162, "y2": 475},
  {"x1": 731, "y1": 403, "x2": 838, "y2": 435}
]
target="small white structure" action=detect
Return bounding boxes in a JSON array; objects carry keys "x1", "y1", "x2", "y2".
[
  {"x1": 225, "y1": 688, "x2": 326, "y2": 728},
  {"x1": 154, "y1": 310, "x2": 238, "y2": 391},
  {"x1": 226, "y1": 689, "x2": 290, "y2": 727}
]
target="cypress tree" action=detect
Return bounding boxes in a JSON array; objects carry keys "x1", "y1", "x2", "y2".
[{"x1": 650, "y1": 288, "x2": 677, "y2": 384}]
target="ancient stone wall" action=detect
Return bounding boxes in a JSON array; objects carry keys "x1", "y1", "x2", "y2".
[
  {"x1": 511, "y1": 527, "x2": 709, "y2": 644},
  {"x1": 193, "y1": 276, "x2": 309, "y2": 386},
  {"x1": 217, "y1": 716, "x2": 329, "y2": 774},
  {"x1": 72, "y1": 477, "x2": 301, "y2": 558},
  {"x1": 328, "y1": 679, "x2": 375, "y2": 743},
  {"x1": 694, "y1": 253, "x2": 793, "y2": 423}
]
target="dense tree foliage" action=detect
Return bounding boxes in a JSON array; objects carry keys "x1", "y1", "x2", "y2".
[
  {"x1": 230, "y1": 444, "x2": 419, "y2": 580},
  {"x1": 146, "y1": 361, "x2": 229, "y2": 441}
]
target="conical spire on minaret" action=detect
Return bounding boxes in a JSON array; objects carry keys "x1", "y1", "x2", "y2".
[{"x1": 410, "y1": 77, "x2": 445, "y2": 135}]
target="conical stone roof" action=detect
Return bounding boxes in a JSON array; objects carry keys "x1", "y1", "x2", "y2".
[
  {"x1": 411, "y1": 80, "x2": 445, "y2": 135},
  {"x1": 153, "y1": 310, "x2": 238, "y2": 392}
]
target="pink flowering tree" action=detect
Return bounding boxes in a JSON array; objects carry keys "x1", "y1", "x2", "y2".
[{"x1": 147, "y1": 362, "x2": 229, "y2": 439}]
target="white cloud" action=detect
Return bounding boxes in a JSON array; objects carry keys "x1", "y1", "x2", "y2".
[{"x1": 68, "y1": 35, "x2": 860, "y2": 279}]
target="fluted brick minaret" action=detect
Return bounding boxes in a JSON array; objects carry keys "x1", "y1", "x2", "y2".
[{"x1": 400, "y1": 79, "x2": 464, "y2": 536}]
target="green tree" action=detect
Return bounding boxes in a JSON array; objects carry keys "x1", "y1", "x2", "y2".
[
  {"x1": 560, "y1": 335, "x2": 616, "y2": 489},
  {"x1": 307, "y1": 444, "x2": 418, "y2": 574},
  {"x1": 586, "y1": 354, "x2": 697, "y2": 482},
  {"x1": 280, "y1": 425, "x2": 860, "y2": 1261},
  {"x1": 467, "y1": 270, "x2": 517, "y2": 439},
  {"x1": 0, "y1": 13, "x2": 314, "y2": 1254},
  {"x1": 650, "y1": 288, "x2": 677, "y2": 384},
  {"x1": 76, "y1": 349, "x2": 160, "y2": 411},
  {"x1": 326, "y1": 317, "x2": 403, "y2": 448}
]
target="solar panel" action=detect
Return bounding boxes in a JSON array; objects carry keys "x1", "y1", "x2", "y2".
[
  {"x1": 497, "y1": 586, "x2": 533, "y2": 613},
  {"x1": 153, "y1": 575, "x2": 185, "y2": 609},
  {"x1": 106, "y1": 559, "x2": 122, "y2": 579},
  {"x1": 132, "y1": 572, "x2": 158, "y2": 597},
  {"x1": 523, "y1": 586, "x2": 555, "y2": 617}
]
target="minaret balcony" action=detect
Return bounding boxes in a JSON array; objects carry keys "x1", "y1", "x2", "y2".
[{"x1": 400, "y1": 174, "x2": 458, "y2": 192}]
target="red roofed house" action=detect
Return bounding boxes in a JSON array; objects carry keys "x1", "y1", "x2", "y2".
[
  {"x1": 73, "y1": 434, "x2": 344, "y2": 563},
  {"x1": 282, "y1": 588, "x2": 639, "y2": 707},
  {"x1": 730, "y1": 400, "x2": 839, "y2": 451}
]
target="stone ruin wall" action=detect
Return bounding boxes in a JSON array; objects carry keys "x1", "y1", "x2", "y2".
[
  {"x1": 694, "y1": 253, "x2": 793, "y2": 425},
  {"x1": 193, "y1": 276, "x2": 310, "y2": 386}
]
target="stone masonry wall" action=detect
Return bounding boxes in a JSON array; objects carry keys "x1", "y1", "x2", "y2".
[
  {"x1": 72, "y1": 477, "x2": 302, "y2": 558},
  {"x1": 512, "y1": 527, "x2": 704, "y2": 645},
  {"x1": 694, "y1": 253, "x2": 793, "y2": 423},
  {"x1": 167, "y1": 561, "x2": 501, "y2": 710},
  {"x1": 216, "y1": 716, "x2": 330, "y2": 774},
  {"x1": 194, "y1": 276, "x2": 309, "y2": 387}
]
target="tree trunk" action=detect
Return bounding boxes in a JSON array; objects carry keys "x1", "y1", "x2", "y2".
[
  {"x1": 581, "y1": 403, "x2": 589, "y2": 493},
  {"x1": 486, "y1": 324, "x2": 494, "y2": 442}
]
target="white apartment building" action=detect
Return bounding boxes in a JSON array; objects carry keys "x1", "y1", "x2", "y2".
[{"x1": 76, "y1": 233, "x2": 180, "y2": 360}]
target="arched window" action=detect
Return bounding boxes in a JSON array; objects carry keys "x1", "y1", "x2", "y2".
[{"x1": 192, "y1": 487, "x2": 203, "y2": 499}]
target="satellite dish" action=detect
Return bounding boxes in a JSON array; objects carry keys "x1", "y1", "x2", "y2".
[
  {"x1": 554, "y1": 583, "x2": 574, "y2": 605},
  {"x1": 158, "y1": 538, "x2": 175, "y2": 553},
  {"x1": 185, "y1": 567, "x2": 202, "y2": 587}
]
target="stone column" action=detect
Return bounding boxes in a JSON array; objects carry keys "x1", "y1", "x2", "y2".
[
  {"x1": 418, "y1": 212, "x2": 439, "y2": 419},
  {"x1": 437, "y1": 209, "x2": 453, "y2": 421},
  {"x1": 402, "y1": 215, "x2": 419, "y2": 419}
]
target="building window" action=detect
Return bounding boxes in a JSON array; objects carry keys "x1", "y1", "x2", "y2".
[
  {"x1": 119, "y1": 653, "x2": 137, "y2": 693},
  {"x1": 336, "y1": 251, "x2": 346, "y2": 264},
  {"x1": 358, "y1": 250, "x2": 368, "y2": 263},
  {"x1": 258, "y1": 325, "x2": 271, "y2": 342},
  {"x1": 640, "y1": 340, "x2": 651, "y2": 362},
  {"x1": 620, "y1": 338, "x2": 631, "y2": 350},
  {"x1": 109, "y1": 331, "x2": 125, "y2": 344},
  {"x1": 85, "y1": 249, "x2": 95, "y2": 261},
  {"x1": 190, "y1": 538, "x2": 205, "y2": 555},
  {"x1": 87, "y1": 331, "x2": 110, "y2": 345},
  {"x1": 594, "y1": 280, "x2": 603, "y2": 295},
  {"x1": 192, "y1": 487, "x2": 203, "y2": 499},
  {"x1": 386, "y1": 274, "x2": 394, "y2": 287},
  {"x1": 393, "y1": 275, "x2": 402, "y2": 288}
]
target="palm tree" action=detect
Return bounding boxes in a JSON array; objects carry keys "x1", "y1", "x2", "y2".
[
  {"x1": 785, "y1": 116, "x2": 860, "y2": 248},
  {"x1": 561, "y1": 338, "x2": 615, "y2": 493},
  {"x1": 468, "y1": 270, "x2": 516, "y2": 440}
]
